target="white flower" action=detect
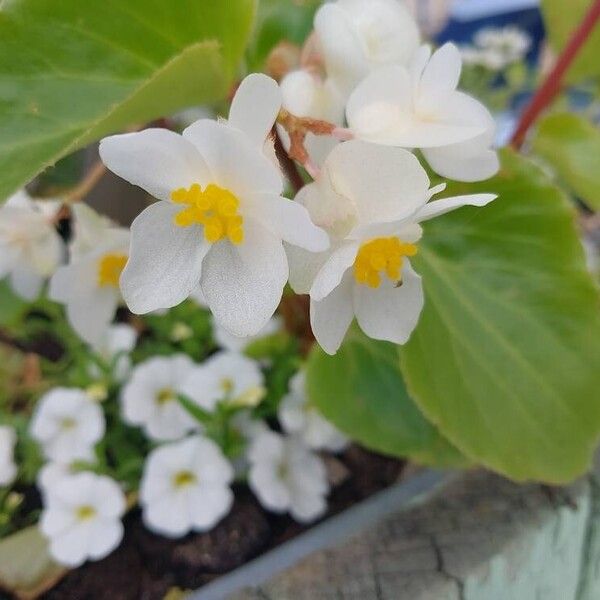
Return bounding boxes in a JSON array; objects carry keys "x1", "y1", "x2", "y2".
[
  {"x1": 121, "y1": 354, "x2": 198, "y2": 441},
  {"x1": 0, "y1": 425, "x2": 17, "y2": 486},
  {"x1": 287, "y1": 140, "x2": 496, "y2": 354},
  {"x1": 248, "y1": 430, "x2": 328, "y2": 523},
  {"x1": 474, "y1": 26, "x2": 531, "y2": 69},
  {"x1": 30, "y1": 388, "x2": 105, "y2": 463},
  {"x1": 213, "y1": 315, "x2": 282, "y2": 353},
  {"x1": 346, "y1": 43, "x2": 500, "y2": 182},
  {"x1": 314, "y1": 0, "x2": 420, "y2": 96},
  {"x1": 279, "y1": 372, "x2": 348, "y2": 452},
  {"x1": 140, "y1": 435, "x2": 234, "y2": 537},
  {"x1": 37, "y1": 461, "x2": 74, "y2": 498},
  {"x1": 49, "y1": 216, "x2": 130, "y2": 347},
  {"x1": 89, "y1": 323, "x2": 137, "y2": 382},
  {"x1": 99, "y1": 74, "x2": 329, "y2": 336},
  {"x1": 0, "y1": 190, "x2": 64, "y2": 300},
  {"x1": 69, "y1": 203, "x2": 113, "y2": 260},
  {"x1": 40, "y1": 472, "x2": 125, "y2": 567},
  {"x1": 180, "y1": 351, "x2": 265, "y2": 411}
]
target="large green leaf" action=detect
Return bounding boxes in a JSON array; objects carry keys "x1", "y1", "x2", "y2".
[
  {"x1": 0, "y1": 281, "x2": 25, "y2": 326},
  {"x1": 400, "y1": 149, "x2": 600, "y2": 484},
  {"x1": 306, "y1": 327, "x2": 467, "y2": 468},
  {"x1": 541, "y1": 0, "x2": 600, "y2": 82},
  {"x1": 0, "y1": 0, "x2": 256, "y2": 202},
  {"x1": 532, "y1": 112, "x2": 600, "y2": 211}
]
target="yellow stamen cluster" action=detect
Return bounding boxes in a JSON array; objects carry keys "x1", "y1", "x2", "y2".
[
  {"x1": 171, "y1": 183, "x2": 244, "y2": 245},
  {"x1": 156, "y1": 388, "x2": 176, "y2": 405},
  {"x1": 97, "y1": 253, "x2": 128, "y2": 288},
  {"x1": 354, "y1": 237, "x2": 418, "y2": 288},
  {"x1": 76, "y1": 505, "x2": 97, "y2": 521},
  {"x1": 173, "y1": 470, "x2": 196, "y2": 488}
]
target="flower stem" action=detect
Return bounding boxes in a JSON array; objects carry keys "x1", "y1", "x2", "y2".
[
  {"x1": 511, "y1": 0, "x2": 600, "y2": 149},
  {"x1": 65, "y1": 160, "x2": 107, "y2": 203},
  {"x1": 273, "y1": 129, "x2": 306, "y2": 193}
]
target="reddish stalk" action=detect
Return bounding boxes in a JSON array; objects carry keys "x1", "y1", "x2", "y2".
[
  {"x1": 273, "y1": 128, "x2": 306, "y2": 193},
  {"x1": 511, "y1": 0, "x2": 600, "y2": 149}
]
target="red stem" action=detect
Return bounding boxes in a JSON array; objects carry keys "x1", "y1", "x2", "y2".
[
  {"x1": 273, "y1": 128, "x2": 305, "y2": 193},
  {"x1": 511, "y1": 0, "x2": 600, "y2": 149}
]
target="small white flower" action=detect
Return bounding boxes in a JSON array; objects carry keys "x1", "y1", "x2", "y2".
[
  {"x1": 69, "y1": 203, "x2": 113, "y2": 260},
  {"x1": 100, "y1": 74, "x2": 329, "y2": 336},
  {"x1": 40, "y1": 472, "x2": 125, "y2": 567},
  {"x1": 36, "y1": 461, "x2": 76, "y2": 499},
  {"x1": 213, "y1": 315, "x2": 282, "y2": 353},
  {"x1": 287, "y1": 140, "x2": 496, "y2": 354},
  {"x1": 279, "y1": 372, "x2": 348, "y2": 452},
  {"x1": 49, "y1": 213, "x2": 130, "y2": 346},
  {"x1": 30, "y1": 388, "x2": 105, "y2": 463},
  {"x1": 0, "y1": 425, "x2": 17, "y2": 486},
  {"x1": 347, "y1": 43, "x2": 500, "y2": 182},
  {"x1": 474, "y1": 26, "x2": 531, "y2": 69},
  {"x1": 121, "y1": 355, "x2": 198, "y2": 441},
  {"x1": 314, "y1": 0, "x2": 420, "y2": 96},
  {"x1": 140, "y1": 435, "x2": 234, "y2": 537},
  {"x1": 89, "y1": 323, "x2": 137, "y2": 382},
  {"x1": 180, "y1": 351, "x2": 265, "y2": 411},
  {"x1": 0, "y1": 190, "x2": 64, "y2": 300},
  {"x1": 248, "y1": 430, "x2": 328, "y2": 523}
]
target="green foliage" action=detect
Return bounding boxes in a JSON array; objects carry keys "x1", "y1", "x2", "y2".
[
  {"x1": 532, "y1": 112, "x2": 600, "y2": 211},
  {"x1": 0, "y1": 0, "x2": 256, "y2": 201},
  {"x1": 400, "y1": 149, "x2": 600, "y2": 483},
  {"x1": 0, "y1": 282, "x2": 26, "y2": 326},
  {"x1": 541, "y1": 0, "x2": 600, "y2": 82},
  {"x1": 306, "y1": 327, "x2": 467, "y2": 467}
]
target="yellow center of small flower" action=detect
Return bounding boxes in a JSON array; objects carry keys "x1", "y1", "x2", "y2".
[
  {"x1": 76, "y1": 505, "x2": 96, "y2": 521},
  {"x1": 171, "y1": 183, "x2": 244, "y2": 245},
  {"x1": 354, "y1": 237, "x2": 418, "y2": 288},
  {"x1": 220, "y1": 377, "x2": 234, "y2": 395},
  {"x1": 60, "y1": 417, "x2": 77, "y2": 431},
  {"x1": 157, "y1": 388, "x2": 176, "y2": 405},
  {"x1": 97, "y1": 253, "x2": 128, "y2": 287},
  {"x1": 173, "y1": 470, "x2": 196, "y2": 488}
]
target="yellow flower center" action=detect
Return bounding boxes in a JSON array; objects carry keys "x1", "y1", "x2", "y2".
[
  {"x1": 171, "y1": 183, "x2": 244, "y2": 245},
  {"x1": 172, "y1": 470, "x2": 196, "y2": 488},
  {"x1": 354, "y1": 237, "x2": 418, "y2": 288},
  {"x1": 157, "y1": 388, "x2": 176, "y2": 405},
  {"x1": 76, "y1": 505, "x2": 96, "y2": 521},
  {"x1": 97, "y1": 253, "x2": 128, "y2": 287}
]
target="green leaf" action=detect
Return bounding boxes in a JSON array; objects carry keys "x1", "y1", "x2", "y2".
[
  {"x1": 541, "y1": 0, "x2": 600, "y2": 82},
  {"x1": 0, "y1": 0, "x2": 256, "y2": 201},
  {"x1": 0, "y1": 280, "x2": 26, "y2": 325},
  {"x1": 177, "y1": 394, "x2": 213, "y2": 426},
  {"x1": 306, "y1": 328, "x2": 467, "y2": 468},
  {"x1": 532, "y1": 112, "x2": 600, "y2": 211},
  {"x1": 400, "y1": 149, "x2": 600, "y2": 484}
]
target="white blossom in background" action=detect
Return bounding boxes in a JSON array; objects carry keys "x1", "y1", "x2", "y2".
[
  {"x1": 346, "y1": 43, "x2": 500, "y2": 182},
  {"x1": 140, "y1": 435, "x2": 234, "y2": 537},
  {"x1": 0, "y1": 190, "x2": 63, "y2": 300},
  {"x1": 473, "y1": 26, "x2": 531, "y2": 70},
  {"x1": 89, "y1": 323, "x2": 137, "y2": 382},
  {"x1": 40, "y1": 472, "x2": 125, "y2": 567},
  {"x1": 287, "y1": 141, "x2": 496, "y2": 354},
  {"x1": 279, "y1": 372, "x2": 348, "y2": 452},
  {"x1": 213, "y1": 315, "x2": 282, "y2": 353},
  {"x1": 180, "y1": 351, "x2": 265, "y2": 411},
  {"x1": 49, "y1": 209, "x2": 130, "y2": 346},
  {"x1": 121, "y1": 354, "x2": 198, "y2": 442},
  {"x1": 30, "y1": 388, "x2": 105, "y2": 463},
  {"x1": 69, "y1": 203, "x2": 113, "y2": 259},
  {"x1": 100, "y1": 74, "x2": 329, "y2": 336},
  {"x1": 314, "y1": 0, "x2": 420, "y2": 97},
  {"x1": 37, "y1": 461, "x2": 75, "y2": 499},
  {"x1": 248, "y1": 429, "x2": 329, "y2": 523},
  {"x1": 0, "y1": 425, "x2": 17, "y2": 486}
]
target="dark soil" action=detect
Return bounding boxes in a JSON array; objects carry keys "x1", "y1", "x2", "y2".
[{"x1": 40, "y1": 446, "x2": 404, "y2": 599}]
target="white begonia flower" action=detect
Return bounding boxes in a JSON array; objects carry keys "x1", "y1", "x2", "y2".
[
  {"x1": 347, "y1": 43, "x2": 500, "y2": 182},
  {"x1": 180, "y1": 351, "x2": 265, "y2": 411},
  {"x1": 40, "y1": 472, "x2": 125, "y2": 567},
  {"x1": 0, "y1": 190, "x2": 64, "y2": 300},
  {"x1": 279, "y1": 372, "x2": 348, "y2": 452},
  {"x1": 287, "y1": 140, "x2": 496, "y2": 354},
  {"x1": 99, "y1": 74, "x2": 329, "y2": 337},
  {"x1": 89, "y1": 323, "x2": 137, "y2": 382},
  {"x1": 121, "y1": 354, "x2": 198, "y2": 442},
  {"x1": 140, "y1": 435, "x2": 234, "y2": 537},
  {"x1": 213, "y1": 315, "x2": 282, "y2": 353},
  {"x1": 69, "y1": 203, "x2": 113, "y2": 259},
  {"x1": 0, "y1": 425, "x2": 17, "y2": 486},
  {"x1": 248, "y1": 429, "x2": 329, "y2": 523},
  {"x1": 474, "y1": 26, "x2": 531, "y2": 69},
  {"x1": 314, "y1": 0, "x2": 420, "y2": 97},
  {"x1": 30, "y1": 388, "x2": 105, "y2": 463},
  {"x1": 49, "y1": 220, "x2": 130, "y2": 347}
]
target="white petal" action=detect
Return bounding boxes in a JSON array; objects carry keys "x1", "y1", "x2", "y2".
[
  {"x1": 417, "y1": 43, "x2": 462, "y2": 114},
  {"x1": 249, "y1": 465, "x2": 291, "y2": 512},
  {"x1": 99, "y1": 129, "x2": 211, "y2": 201},
  {"x1": 9, "y1": 268, "x2": 43, "y2": 300},
  {"x1": 246, "y1": 193, "x2": 329, "y2": 252},
  {"x1": 49, "y1": 524, "x2": 91, "y2": 567},
  {"x1": 228, "y1": 73, "x2": 282, "y2": 147},
  {"x1": 143, "y1": 492, "x2": 191, "y2": 538},
  {"x1": 120, "y1": 201, "x2": 210, "y2": 314},
  {"x1": 66, "y1": 288, "x2": 119, "y2": 347},
  {"x1": 285, "y1": 244, "x2": 330, "y2": 295},
  {"x1": 188, "y1": 485, "x2": 233, "y2": 531},
  {"x1": 423, "y1": 146, "x2": 499, "y2": 182},
  {"x1": 183, "y1": 120, "x2": 282, "y2": 196},
  {"x1": 353, "y1": 261, "x2": 423, "y2": 345},
  {"x1": 310, "y1": 243, "x2": 359, "y2": 302},
  {"x1": 290, "y1": 490, "x2": 327, "y2": 523},
  {"x1": 310, "y1": 273, "x2": 355, "y2": 355},
  {"x1": 87, "y1": 518, "x2": 124, "y2": 560},
  {"x1": 200, "y1": 221, "x2": 288, "y2": 337},
  {"x1": 414, "y1": 194, "x2": 497, "y2": 223}
]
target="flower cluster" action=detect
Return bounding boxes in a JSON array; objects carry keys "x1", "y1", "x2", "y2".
[{"x1": 460, "y1": 26, "x2": 531, "y2": 71}]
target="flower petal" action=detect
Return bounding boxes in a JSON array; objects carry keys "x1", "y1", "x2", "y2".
[
  {"x1": 353, "y1": 261, "x2": 423, "y2": 345},
  {"x1": 285, "y1": 244, "x2": 330, "y2": 295},
  {"x1": 414, "y1": 194, "x2": 497, "y2": 223},
  {"x1": 9, "y1": 268, "x2": 43, "y2": 300},
  {"x1": 228, "y1": 73, "x2": 282, "y2": 147},
  {"x1": 200, "y1": 220, "x2": 288, "y2": 337},
  {"x1": 87, "y1": 519, "x2": 124, "y2": 560},
  {"x1": 417, "y1": 43, "x2": 462, "y2": 113},
  {"x1": 99, "y1": 129, "x2": 211, "y2": 201},
  {"x1": 120, "y1": 201, "x2": 210, "y2": 315},
  {"x1": 310, "y1": 242, "x2": 359, "y2": 302},
  {"x1": 423, "y1": 145, "x2": 500, "y2": 182}
]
